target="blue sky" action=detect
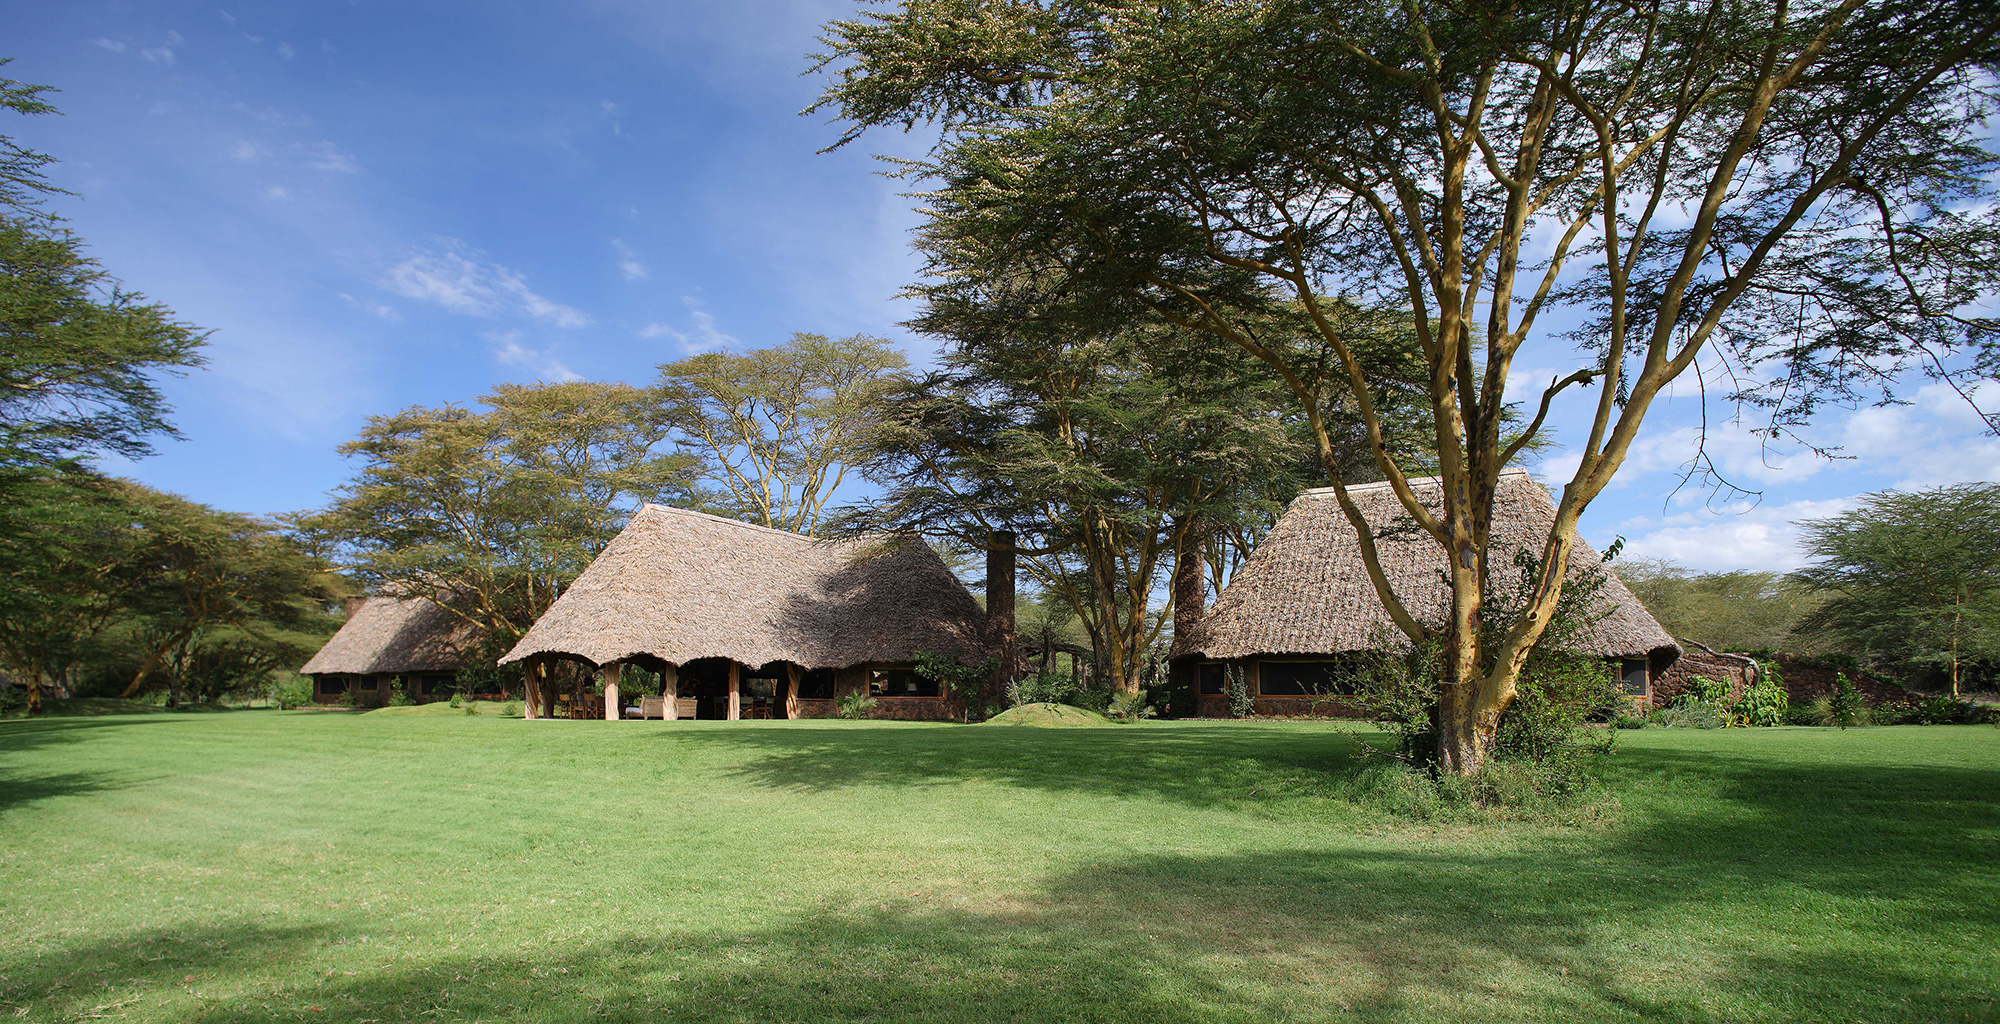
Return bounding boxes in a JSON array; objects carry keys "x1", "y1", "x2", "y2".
[{"x1": 7, "y1": 1, "x2": 1996, "y2": 574}]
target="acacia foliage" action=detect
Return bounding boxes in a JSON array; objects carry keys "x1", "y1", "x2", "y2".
[
  {"x1": 814, "y1": 0, "x2": 2000, "y2": 770},
  {"x1": 1616, "y1": 558, "x2": 1824, "y2": 654},
  {"x1": 298, "y1": 382, "x2": 698, "y2": 641},
  {"x1": 1791, "y1": 483, "x2": 2000, "y2": 695}
]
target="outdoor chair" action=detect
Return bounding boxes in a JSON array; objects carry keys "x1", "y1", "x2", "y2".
[
  {"x1": 673, "y1": 697, "x2": 699, "y2": 719},
  {"x1": 639, "y1": 697, "x2": 665, "y2": 720}
]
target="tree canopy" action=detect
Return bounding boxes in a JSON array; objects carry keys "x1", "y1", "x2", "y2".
[
  {"x1": 814, "y1": 0, "x2": 2000, "y2": 770},
  {"x1": 1791, "y1": 483, "x2": 2000, "y2": 695}
]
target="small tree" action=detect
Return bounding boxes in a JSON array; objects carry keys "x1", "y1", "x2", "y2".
[{"x1": 1791, "y1": 484, "x2": 2000, "y2": 696}]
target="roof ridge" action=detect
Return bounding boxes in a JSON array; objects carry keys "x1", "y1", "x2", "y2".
[
  {"x1": 637, "y1": 504, "x2": 831, "y2": 543},
  {"x1": 1298, "y1": 466, "x2": 1533, "y2": 498}
]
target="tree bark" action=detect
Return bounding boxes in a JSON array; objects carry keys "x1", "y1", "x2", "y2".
[
  {"x1": 662, "y1": 663, "x2": 680, "y2": 719},
  {"x1": 727, "y1": 661, "x2": 741, "y2": 720},
  {"x1": 600, "y1": 661, "x2": 620, "y2": 721}
]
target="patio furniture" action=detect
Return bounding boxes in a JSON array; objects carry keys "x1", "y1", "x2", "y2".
[
  {"x1": 639, "y1": 697, "x2": 665, "y2": 720},
  {"x1": 673, "y1": 697, "x2": 699, "y2": 719}
]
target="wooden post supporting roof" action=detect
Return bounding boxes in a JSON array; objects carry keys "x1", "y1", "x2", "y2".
[
  {"x1": 727, "y1": 661, "x2": 741, "y2": 720},
  {"x1": 784, "y1": 664, "x2": 800, "y2": 720},
  {"x1": 600, "y1": 661, "x2": 620, "y2": 721},
  {"x1": 524, "y1": 657, "x2": 541, "y2": 720},
  {"x1": 661, "y1": 663, "x2": 679, "y2": 720}
]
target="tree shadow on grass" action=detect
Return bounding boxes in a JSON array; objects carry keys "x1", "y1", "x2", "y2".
[
  {"x1": 0, "y1": 767, "x2": 134, "y2": 816},
  {"x1": 16, "y1": 843, "x2": 1991, "y2": 1024},
  {"x1": 661, "y1": 720, "x2": 1364, "y2": 810}
]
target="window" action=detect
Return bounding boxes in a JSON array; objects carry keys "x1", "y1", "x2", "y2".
[
  {"x1": 797, "y1": 669, "x2": 836, "y2": 700},
  {"x1": 741, "y1": 675, "x2": 778, "y2": 700},
  {"x1": 1256, "y1": 661, "x2": 1359, "y2": 696},
  {"x1": 1198, "y1": 663, "x2": 1227, "y2": 695},
  {"x1": 1618, "y1": 659, "x2": 1649, "y2": 696},
  {"x1": 315, "y1": 676, "x2": 345, "y2": 696},
  {"x1": 869, "y1": 667, "x2": 940, "y2": 698}
]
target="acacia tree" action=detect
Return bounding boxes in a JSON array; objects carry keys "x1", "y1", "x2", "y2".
[
  {"x1": 846, "y1": 315, "x2": 1318, "y2": 692},
  {"x1": 815, "y1": 0, "x2": 2000, "y2": 771},
  {"x1": 1792, "y1": 484, "x2": 2000, "y2": 695},
  {"x1": 656, "y1": 332, "x2": 911, "y2": 535},
  {"x1": 300, "y1": 381, "x2": 693, "y2": 641}
]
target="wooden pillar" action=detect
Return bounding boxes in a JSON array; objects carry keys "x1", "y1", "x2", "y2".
[
  {"x1": 662, "y1": 663, "x2": 679, "y2": 720},
  {"x1": 784, "y1": 664, "x2": 801, "y2": 720},
  {"x1": 540, "y1": 660, "x2": 556, "y2": 720},
  {"x1": 524, "y1": 658, "x2": 541, "y2": 719},
  {"x1": 727, "y1": 662, "x2": 741, "y2": 720},
  {"x1": 600, "y1": 661, "x2": 621, "y2": 721}
]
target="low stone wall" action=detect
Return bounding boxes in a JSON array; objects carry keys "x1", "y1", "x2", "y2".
[{"x1": 1654, "y1": 649, "x2": 1756, "y2": 708}]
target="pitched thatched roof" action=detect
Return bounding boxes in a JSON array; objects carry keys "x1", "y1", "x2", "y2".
[
  {"x1": 1180, "y1": 469, "x2": 1678, "y2": 661},
  {"x1": 499, "y1": 505, "x2": 987, "y2": 670},
  {"x1": 300, "y1": 595, "x2": 483, "y2": 676}
]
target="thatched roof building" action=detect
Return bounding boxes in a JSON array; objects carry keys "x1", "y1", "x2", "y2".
[
  {"x1": 502, "y1": 505, "x2": 985, "y2": 670},
  {"x1": 300, "y1": 595, "x2": 483, "y2": 703},
  {"x1": 1178, "y1": 469, "x2": 1678, "y2": 714},
  {"x1": 500, "y1": 506, "x2": 988, "y2": 721}
]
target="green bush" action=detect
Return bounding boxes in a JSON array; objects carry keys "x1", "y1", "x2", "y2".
[
  {"x1": 1874, "y1": 699, "x2": 1918, "y2": 725},
  {"x1": 1655, "y1": 702, "x2": 1727, "y2": 729},
  {"x1": 462, "y1": 700, "x2": 479, "y2": 716},
  {"x1": 1916, "y1": 693, "x2": 1979, "y2": 724},
  {"x1": 1612, "y1": 715, "x2": 1649, "y2": 729},
  {"x1": 916, "y1": 651, "x2": 1001, "y2": 722},
  {"x1": 270, "y1": 677, "x2": 311, "y2": 711},
  {"x1": 836, "y1": 691, "x2": 877, "y2": 720},
  {"x1": 1683, "y1": 674, "x2": 1733, "y2": 704},
  {"x1": 1106, "y1": 689, "x2": 1156, "y2": 722},
  {"x1": 449, "y1": 692, "x2": 464, "y2": 709},
  {"x1": 1226, "y1": 664, "x2": 1255, "y2": 718},
  {"x1": 387, "y1": 678, "x2": 413, "y2": 707},
  {"x1": 1828, "y1": 672, "x2": 1869, "y2": 729},
  {"x1": 1733, "y1": 672, "x2": 1789, "y2": 727},
  {"x1": 500, "y1": 701, "x2": 522, "y2": 718}
]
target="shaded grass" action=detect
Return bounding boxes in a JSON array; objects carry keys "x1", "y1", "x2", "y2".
[{"x1": 0, "y1": 714, "x2": 1993, "y2": 1022}]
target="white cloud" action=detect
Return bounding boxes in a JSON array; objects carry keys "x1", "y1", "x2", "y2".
[
  {"x1": 1621, "y1": 496, "x2": 1860, "y2": 573},
  {"x1": 277, "y1": 41, "x2": 294, "y2": 59},
  {"x1": 483, "y1": 330, "x2": 581, "y2": 382},
  {"x1": 263, "y1": 184, "x2": 290, "y2": 201},
  {"x1": 338, "y1": 293, "x2": 399, "y2": 322},
  {"x1": 1619, "y1": 421, "x2": 1831, "y2": 488},
  {"x1": 141, "y1": 31, "x2": 183, "y2": 65},
  {"x1": 93, "y1": 38, "x2": 127, "y2": 53},
  {"x1": 383, "y1": 246, "x2": 590, "y2": 328},
  {"x1": 682, "y1": 296, "x2": 735, "y2": 350},
  {"x1": 229, "y1": 139, "x2": 265, "y2": 161},
  {"x1": 637, "y1": 322, "x2": 686, "y2": 342},
  {"x1": 1837, "y1": 383, "x2": 2000, "y2": 488},
  {"x1": 611, "y1": 239, "x2": 647, "y2": 280},
  {"x1": 301, "y1": 140, "x2": 359, "y2": 174}
]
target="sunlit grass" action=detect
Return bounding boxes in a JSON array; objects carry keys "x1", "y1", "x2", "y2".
[{"x1": 1, "y1": 712, "x2": 1993, "y2": 1022}]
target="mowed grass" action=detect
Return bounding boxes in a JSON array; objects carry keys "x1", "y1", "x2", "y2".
[{"x1": 0, "y1": 714, "x2": 1994, "y2": 1023}]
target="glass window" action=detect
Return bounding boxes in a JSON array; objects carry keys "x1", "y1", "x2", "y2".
[
  {"x1": 1619, "y1": 659, "x2": 1649, "y2": 696},
  {"x1": 315, "y1": 676, "x2": 345, "y2": 695},
  {"x1": 1198, "y1": 664, "x2": 1226, "y2": 695},
  {"x1": 869, "y1": 667, "x2": 940, "y2": 698},
  {"x1": 797, "y1": 669, "x2": 836, "y2": 700},
  {"x1": 742, "y1": 675, "x2": 778, "y2": 699},
  {"x1": 1257, "y1": 661, "x2": 1359, "y2": 696}
]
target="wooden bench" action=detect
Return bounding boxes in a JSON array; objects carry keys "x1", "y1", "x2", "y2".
[
  {"x1": 674, "y1": 697, "x2": 699, "y2": 720},
  {"x1": 638, "y1": 697, "x2": 665, "y2": 720}
]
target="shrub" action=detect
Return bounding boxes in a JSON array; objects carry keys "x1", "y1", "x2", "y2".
[
  {"x1": 1916, "y1": 693, "x2": 1979, "y2": 725},
  {"x1": 462, "y1": 701, "x2": 479, "y2": 716},
  {"x1": 500, "y1": 701, "x2": 522, "y2": 718},
  {"x1": 1226, "y1": 664, "x2": 1255, "y2": 719},
  {"x1": 836, "y1": 691, "x2": 877, "y2": 720},
  {"x1": 0, "y1": 685, "x2": 27, "y2": 717},
  {"x1": 387, "y1": 678, "x2": 413, "y2": 707},
  {"x1": 449, "y1": 692, "x2": 464, "y2": 709},
  {"x1": 336, "y1": 688, "x2": 355, "y2": 709},
  {"x1": 1683, "y1": 674, "x2": 1733, "y2": 704},
  {"x1": 270, "y1": 677, "x2": 311, "y2": 710},
  {"x1": 915, "y1": 651, "x2": 1001, "y2": 722},
  {"x1": 1612, "y1": 715, "x2": 1649, "y2": 730},
  {"x1": 1828, "y1": 672, "x2": 1869, "y2": 729},
  {"x1": 1106, "y1": 689, "x2": 1156, "y2": 722},
  {"x1": 1654, "y1": 702, "x2": 1726, "y2": 729},
  {"x1": 1733, "y1": 672, "x2": 1789, "y2": 727},
  {"x1": 1874, "y1": 699, "x2": 1918, "y2": 725}
]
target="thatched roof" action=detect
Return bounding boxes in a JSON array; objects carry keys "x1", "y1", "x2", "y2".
[
  {"x1": 300, "y1": 596, "x2": 483, "y2": 676},
  {"x1": 1180, "y1": 469, "x2": 1678, "y2": 661},
  {"x1": 499, "y1": 505, "x2": 987, "y2": 670}
]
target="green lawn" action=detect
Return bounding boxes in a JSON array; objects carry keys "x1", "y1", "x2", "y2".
[{"x1": 1, "y1": 713, "x2": 1994, "y2": 1023}]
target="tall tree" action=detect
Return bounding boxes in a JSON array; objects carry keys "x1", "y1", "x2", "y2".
[
  {"x1": 847, "y1": 315, "x2": 1321, "y2": 692},
  {"x1": 0, "y1": 469, "x2": 144, "y2": 713},
  {"x1": 656, "y1": 332, "x2": 910, "y2": 535},
  {"x1": 814, "y1": 0, "x2": 2000, "y2": 771},
  {"x1": 1791, "y1": 484, "x2": 2000, "y2": 695},
  {"x1": 300, "y1": 381, "x2": 694, "y2": 641},
  {"x1": 115, "y1": 487, "x2": 343, "y2": 706}
]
